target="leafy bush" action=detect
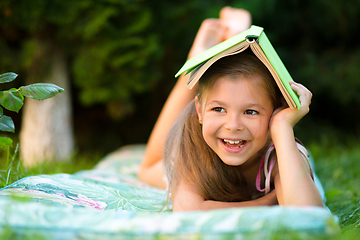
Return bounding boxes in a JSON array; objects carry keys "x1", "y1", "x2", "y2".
[{"x1": 0, "y1": 72, "x2": 64, "y2": 187}]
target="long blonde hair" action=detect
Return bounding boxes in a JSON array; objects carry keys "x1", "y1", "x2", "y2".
[{"x1": 164, "y1": 51, "x2": 286, "y2": 203}]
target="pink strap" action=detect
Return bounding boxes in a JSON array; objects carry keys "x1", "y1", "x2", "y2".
[
  {"x1": 256, "y1": 157, "x2": 265, "y2": 192},
  {"x1": 256, "y1": 145, "x2": 275, "y2": 194}
]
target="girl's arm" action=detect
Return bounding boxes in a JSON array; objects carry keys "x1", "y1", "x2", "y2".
[
  {"x1": 138, "y1": 73, "x2": 197, "y2": 189},
  {"x1": 270, "y1": 82, "x2": 323, "y2": 207},
  {"x1": 173, "y1": 180, "x2": 278, "y2": 211}
]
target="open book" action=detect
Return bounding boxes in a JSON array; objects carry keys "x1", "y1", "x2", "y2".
[{"x1": 175, "y1": 25, "x2": 300, "y2": 109}]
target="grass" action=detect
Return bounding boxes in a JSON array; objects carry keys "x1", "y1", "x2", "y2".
[
  {"x1": 0, "y1": 146, "x2": 101, "y2": 189},
  {"x1": 0, "y1": 138, "x2": 360, "y2": 238},
  {"x1": 308, "y1": 136, "x2": 360, "y2": 237}
]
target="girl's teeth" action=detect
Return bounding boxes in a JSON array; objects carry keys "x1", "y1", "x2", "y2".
[
  {"x1": 223, "y1": 139, "x2": 246, "y2": 148},
  {"x1": 224, "y1": 139, "x2": 241, "y2": 144}
]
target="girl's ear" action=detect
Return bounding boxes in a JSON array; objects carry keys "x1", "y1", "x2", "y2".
[{"x1": 195, "y1": 96, "x2": 203, "y2": 124}]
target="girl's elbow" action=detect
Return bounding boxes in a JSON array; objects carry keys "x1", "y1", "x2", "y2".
[
  {"x1": 311, "y1": 198, "x2": 325, "y2": 208},
  {"x1": 304, "y1": 190, "x2": 325, "y2": 208},
  {"x1": 279, "y1": 198, "x2": 324, "y2": 208}
]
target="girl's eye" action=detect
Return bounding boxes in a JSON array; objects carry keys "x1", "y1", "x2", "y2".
[
  {"x1": 245, "y1": 110, "x2": 258, "y2": 115},
  {"x1": 212, "y1": 107, "x2": 225, "y2": 113}
]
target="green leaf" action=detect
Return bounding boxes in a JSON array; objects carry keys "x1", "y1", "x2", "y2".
[
  {"x1": 0, "y1": 72, "x2": 18, "y2": 84},
  {"x1": 0, "y1": 115, "x2": 15, "y2": 133},
  {"x1": 0, "y1": 106, "x2": 3, "y2": 116},
  {"x1": 0, "y1": 137, "x2": 13, "y2": 148},
  {"x1": 20, "y1": 83, "x2": 65, "y2": 100},
  {"x1": 0, "y1": 89, "x2": 24, "y2": 113}
]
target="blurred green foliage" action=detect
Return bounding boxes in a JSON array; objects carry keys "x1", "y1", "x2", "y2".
[{"x1": 0, "y1": 0, "x2": 359, "y2": 151}]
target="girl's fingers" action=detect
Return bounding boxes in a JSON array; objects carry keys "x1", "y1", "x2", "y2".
[
  {"x1": 290, "y1": 82, "x2": 312, "y2": 108},
  {"x1": 290, "y1": 82, "x2": 312, "y2": 97},
  {"x1": 270, "y1": 81, "x2": 312, "y2": 128}
]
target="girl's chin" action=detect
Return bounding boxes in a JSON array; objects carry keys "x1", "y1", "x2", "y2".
[{"x1": 220, "y1": 157, "x2": 248, "y2": 166}]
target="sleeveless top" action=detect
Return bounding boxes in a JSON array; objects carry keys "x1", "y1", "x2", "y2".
[{"x1": 255, "y1": 141, "x2": 314, "y2": 194}]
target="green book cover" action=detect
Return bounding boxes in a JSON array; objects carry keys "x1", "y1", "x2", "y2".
[{"x1": 175, "y1": 25, "x2": 300, "y2": 109}]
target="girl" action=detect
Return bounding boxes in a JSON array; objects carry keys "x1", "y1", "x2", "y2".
[
  {"x1": 163, "y1": 52, "x2": 323, "y2": 211},
  {"x1": 138, "y1": 7, "x2": 323, "y2": 210}
]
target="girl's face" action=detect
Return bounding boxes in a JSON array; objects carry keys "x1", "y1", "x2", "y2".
[{"x1": 195, "y1": 76, "x2": 274, "y2": 168}]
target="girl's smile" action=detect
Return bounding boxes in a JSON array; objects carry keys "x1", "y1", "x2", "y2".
[
  {"x1": 195, "y1": 76, "x2": 274, "y2": 167},
  {"x1": 221, "y1": 138, "x2": 248, "y2": 152}
]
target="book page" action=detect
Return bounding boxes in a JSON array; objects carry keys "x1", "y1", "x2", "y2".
[
  {"x1": 186, "y1": 42, "x2": 250, "y2": 89},
  {"x1": 249, "y1": 42, "x2": 296, "y2": 109},
  {"x1": 255, "y1": 33, "x2": 300, "y2": 109},
  {"x1": 175, "y1": 30, "x2": 250, "y2": 78}
]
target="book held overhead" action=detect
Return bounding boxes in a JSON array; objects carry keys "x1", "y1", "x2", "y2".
[{"x1": 175, "y1": 25, "x2": 300, "y2": 109}]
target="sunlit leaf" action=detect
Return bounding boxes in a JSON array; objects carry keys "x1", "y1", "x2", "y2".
[
  {"x1": 20, "y1": 83, "x2": 65, "y2": 100},
  {"x1": 0, "y1": 72, "x2": 18, "y2": 84},
  {"x1": 0, "y1": 89, "x2": 24, "y2": 113},
  {"x1": 0, "y1": 136, "x2": 13, "y2": 148},
  {"x1": 0, "y1": 115, "x2": 15, "y2": 133}
]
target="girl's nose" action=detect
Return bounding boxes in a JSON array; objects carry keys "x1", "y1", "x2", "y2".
[{"x1": 225, "y1": 114, "x2": 244, "y2": 132}]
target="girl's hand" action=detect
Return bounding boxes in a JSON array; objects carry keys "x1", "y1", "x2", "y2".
[{"x1": 270, "y1": 81, "x2": 312, "y2": 131}]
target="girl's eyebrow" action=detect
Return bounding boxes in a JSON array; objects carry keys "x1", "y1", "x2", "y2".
[
  {"x1": 244, "y1": 103, "x2": 266, "y2": 110},
  {"x1": 206, "y1": 100, "x2": 225, "y2": 106},
  {"x1": 207, "y1": 101, "x2": 267, "y2": 111}
]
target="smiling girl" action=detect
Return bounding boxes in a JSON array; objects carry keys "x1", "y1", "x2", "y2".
[
  {"x1": 138, "y1": 7, "x2": 323, "y2": 211},
  {"x1": 163, "y1": 52, "x2": 323, "y2": 211}
]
